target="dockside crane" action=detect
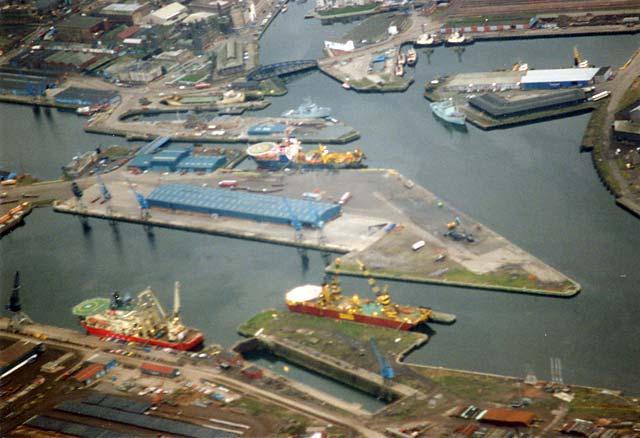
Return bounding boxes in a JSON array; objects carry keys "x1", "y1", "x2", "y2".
[
  {"x1": 283, "y1": 198, "x2": 309, "y2": 269},
  {"x1": 97, "y1": 173, "x2": 113, "y2": 214},
  {"x1": 126, "y1": 180, "x2": 150, "y2": 220},
  {"x1": 369, "y1": 337, "x2": 395, "y2": 379},
  {"x1": 6, "y1": 271, "x2": 34, "y2": 332},
  {"x1": 97, "y1": 173, "x2": 112, "y2": 201}
]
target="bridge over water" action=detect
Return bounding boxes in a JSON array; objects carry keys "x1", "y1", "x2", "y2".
[{"x1": 246, "y1": 60, "x2": 318, "y2": 81}]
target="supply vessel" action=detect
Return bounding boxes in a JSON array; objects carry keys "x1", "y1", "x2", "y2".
[
  {"x1": 247, "y1": 138, "x2": 366, "y2": 170},
  {"x1": 285, "y1": 259, "x2": 455, "y2": 330},
  {"x1": 73, "y1": 282, "x2": 204, "y2": 350}
]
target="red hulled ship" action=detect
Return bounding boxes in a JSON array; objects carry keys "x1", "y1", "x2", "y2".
[{"x1": 285, "y1": 259, "x2": 453, "y2": 330}]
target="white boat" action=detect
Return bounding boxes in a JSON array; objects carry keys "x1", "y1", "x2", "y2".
[
  {"x1": 415, "y1": 33, "x2": 440, "y2": 47},
  {"x1": 445, "y1": 31, "x2": 472, "y2": 46}
]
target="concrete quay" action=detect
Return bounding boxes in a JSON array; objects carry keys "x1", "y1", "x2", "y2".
[
  {"x1": 87, "y1": 111, "x2": 360, "y2": 145},
  {"x1": 53, "y1": 168, "x2": 579, "y2": 296}
]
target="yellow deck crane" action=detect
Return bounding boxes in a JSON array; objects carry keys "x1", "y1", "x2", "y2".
[{"x1": 355, "y1": 259, "x2": 398, "y2": 319}]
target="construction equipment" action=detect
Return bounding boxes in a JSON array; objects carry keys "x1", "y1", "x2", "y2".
[
  {"x1": 370, "y1": 337, "x2": 394, "y2": 379},
  {"x1": 5, "y1": 271, "x2": 34, "y2": 332}
]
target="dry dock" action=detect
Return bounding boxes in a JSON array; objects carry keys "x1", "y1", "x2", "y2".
[{"x1": 54, "y1": 167, "x2": 579, "y2": 296}]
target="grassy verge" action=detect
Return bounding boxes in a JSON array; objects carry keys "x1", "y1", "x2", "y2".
[
  {"x1": 445, "y1": 13, "x2": 533, "y2": 27},
  {"x1": 332, "y1": 262, "x2": 579, "y2": 296},
  {"x1": 569, "y1": 387, "x2": 640, "y2": 420}
]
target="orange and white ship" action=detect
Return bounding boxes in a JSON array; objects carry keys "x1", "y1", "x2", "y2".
[
  {"x1": 285, "y1": 259, "x2": 455, "y2": 330},
  {"x1": 73, "y1": 282, "x2": 204, "y2": 350}
]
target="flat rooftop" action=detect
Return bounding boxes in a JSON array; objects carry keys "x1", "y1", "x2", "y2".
[{"x1": 447, "y1": 71, "x2": 524, "y2": 88}]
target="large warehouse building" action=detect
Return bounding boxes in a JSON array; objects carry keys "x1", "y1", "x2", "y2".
[
  {"x1": 469, "y1": 89, "x2": 586, "y2": 118},
  {"x1": 147, "y1": 183, "x2": 341, "y2": 227},
  {"x1": 521, "y1": 68, "x2": 599, "y2": 89}
]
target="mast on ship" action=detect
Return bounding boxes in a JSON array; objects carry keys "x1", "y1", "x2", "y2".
[
  {"x1": 167, "y1": 281, "x2": 186, "y2": 342},
  {"x1": 355, "y1": 259, "x2": 398, "y2": 319}
]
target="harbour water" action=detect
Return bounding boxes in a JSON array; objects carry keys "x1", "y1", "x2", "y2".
[{"x1": 1, "y1": 0, "x2": 640, "y2": 401}]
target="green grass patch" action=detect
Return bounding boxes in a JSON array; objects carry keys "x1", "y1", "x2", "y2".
[
  {"x1": 179, "y1": 71, "x2": 210, "y2": 84},
  {"x1": 318, "y1": 3, "x2": 377, "y2": 16},
  {"x1": 426, "y1": 370, "x2": 517, "y2": 404},
  {"x1": 569, "y1": 388, "x2": 640, "y2": 420},
  {"x1": 445, "y1": 13, "x2": 533, "y2": 27},
  {"x1": 334, "y1": 262, "x2": 577, "y2": 294}
]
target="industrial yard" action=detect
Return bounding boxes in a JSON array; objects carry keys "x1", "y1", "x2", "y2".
[
  {"x1": 52, "y1": 160, "x2": 579, "y2": 296},
  {"x1": 3, "y1": 310, "x2": 640, "y2": 438},
  {"x1": 2, "y1": 0, "x2": 640, "y2": 434}
]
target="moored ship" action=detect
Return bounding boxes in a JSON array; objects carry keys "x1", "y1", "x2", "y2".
[
  {"x1": 282, "y1": 98, "x2": 331, "y2": 119},
  {"x1": 430, "y1": 100, "x2": 466, "y2": 126},
  {"x1": 247, "y1": 138, "x2": 366, "y2": 170},
  {"x1": 0, "y1": 202, "x2": 32, "y2": 237},
  {"x1": 445, "y1": 31, "x2": 473, "y2": 46},
  {"x1": 415, "y1": 33, "x2": 441, "y2": 47},
  {"x1": 406, "y1": 47, "x2": 417, "y2": 66},
  {"x1": 285, "y1": 259, "x2": 455, "y2": 330},
  {"x1": 73, "y1": 282, "x2": 204, "y2": 350}
]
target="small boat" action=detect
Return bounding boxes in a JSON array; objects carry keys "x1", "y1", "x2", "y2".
[
  {"x1": 395, "y1": 63, "x2": 404, "y2": 77},
  {"x1": 397, "y1": 52, "x2": 406, "y2": 65},
  {"x1": 406, "y1": 48, "x2": 417, "y2": 66},
  {"x1": 445, "y1": 31, "x2": 473, "y2": 46},
  {"x1": 415, "y1": 33, "x2": 440, "y2": 47},
  {"x1": 342, "y1": 81, "x2": 351, "y2": 89},
  {"x1": 282, "y1": 5, "x2": 288, "y2": 12},
  {"x1": 430, "y1": 100, "x2": 466, "y2": 126}
]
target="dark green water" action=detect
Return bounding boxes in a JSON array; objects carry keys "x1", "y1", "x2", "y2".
[{"x1": 1, "y1": 1, "x2": 639, "y2": 400}]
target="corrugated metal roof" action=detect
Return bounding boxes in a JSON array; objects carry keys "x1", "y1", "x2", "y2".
[
  {"x1": 141, "y1": 362, "x2": 177, "y2": 374},
  {"x1": 84, "y1": 393, "x2": 151, "y2": 414},
  {"x1": 147, "y1": 183, "x2": 341, "y2": 227},
  {"x1": 74, "y1": 362, "x2": 104, "y2": 382},
  {"x1": 176, "y1": 155, "x2": 226, "y2": 170},
  {"x1": 521, "y1": 68, "x2": 599, "y2": 83},
  {"x1": 0, "y1": 340, "x2": 40, "y2": 368},
  {"x1": 26, "y1": 415, "x2": 135, "y2": 438},
  {"x1": 103, "y1": 3, "x2": 145, "y2": 12},
  {"x1": 151, "y1": 2, "x2": 187, "y2": 20},
  {"x1": 56, "y1": 401, "x2": 235, "y2": 438},
  {"x1": 479, "y1": 408, "x2": 535, "y2": 426}
]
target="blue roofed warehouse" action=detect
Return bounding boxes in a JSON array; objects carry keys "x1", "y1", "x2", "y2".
[{"x1": 147, "y1": 184, "x2": 341, "y2": 227}]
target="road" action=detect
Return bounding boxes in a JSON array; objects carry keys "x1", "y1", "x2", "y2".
[{"x1": 600, "y1": 47, "x2": 640, "y2": 212}]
